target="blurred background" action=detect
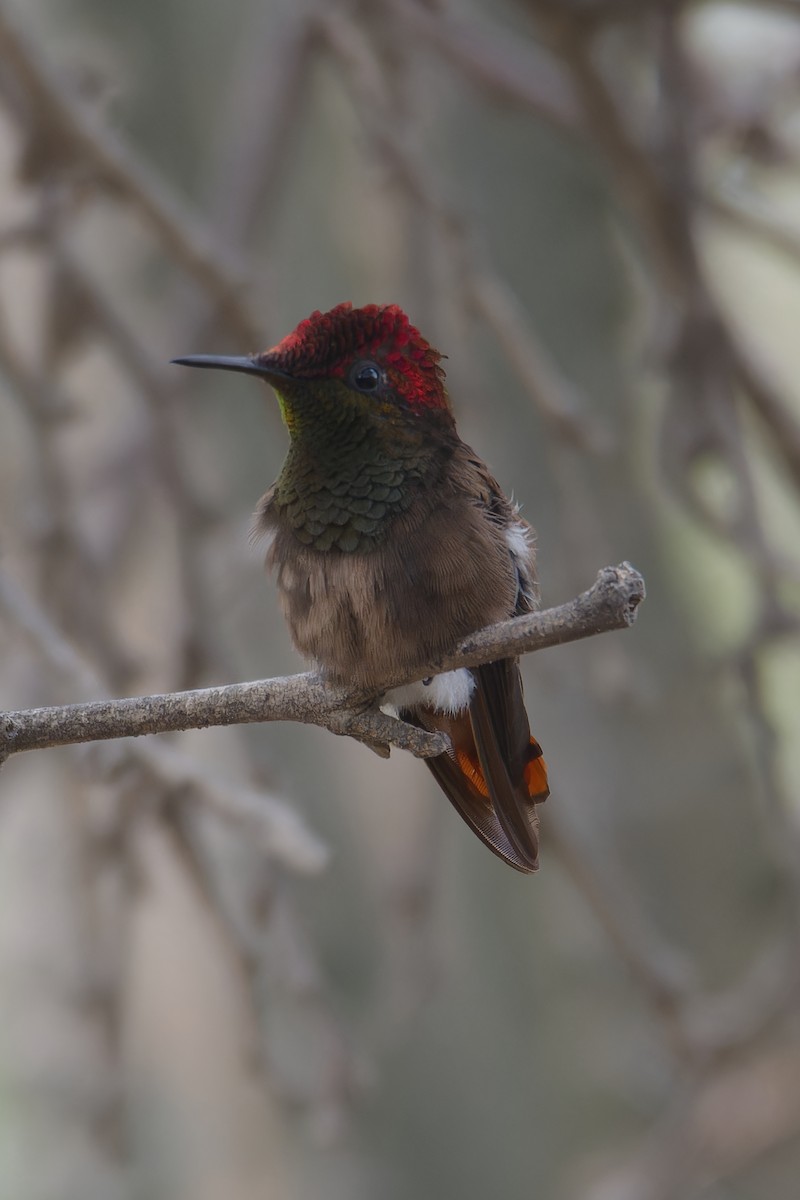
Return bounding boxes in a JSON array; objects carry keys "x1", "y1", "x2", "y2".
[{"x1": 1, "y1": 0, "x2": 800, "y2": 1197}]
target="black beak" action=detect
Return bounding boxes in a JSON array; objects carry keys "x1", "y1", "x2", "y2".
[{"x1": 171, "y1": 354, "x2": 290, "y2": 383}]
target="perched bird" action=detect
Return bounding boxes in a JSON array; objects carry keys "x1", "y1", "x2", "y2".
[{"x1": 173, "y1": 303, "x2": 549, "y2": 872}]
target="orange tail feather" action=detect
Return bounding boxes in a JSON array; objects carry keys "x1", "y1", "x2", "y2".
[{"x1": 457, "y1": 735, "x2": 549, "y2": 803}]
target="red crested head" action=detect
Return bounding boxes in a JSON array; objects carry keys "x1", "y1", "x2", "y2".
[{"x1": 258, "y1": 302, "x2": 449, "y2": 414}]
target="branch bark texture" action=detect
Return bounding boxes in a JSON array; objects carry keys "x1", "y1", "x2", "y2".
[{"x1": 0, "y1": 564, "x2": 644, "y2": 764}]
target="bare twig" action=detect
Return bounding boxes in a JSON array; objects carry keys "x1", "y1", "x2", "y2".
[
  {"x1": 0, "y1": 564, "x2": 645, "y2": 761},
  {"x1": 2, "y1": 0, "x2": 799, "y2": 1189},
  {"x1": 0, "y1": 567, "x2": 327, "y2": 872}
]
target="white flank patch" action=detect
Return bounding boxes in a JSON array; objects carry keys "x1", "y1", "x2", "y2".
[
  {"x1": 383, "y1": 668, "x2": 475, "y2": 717},
  {"x1": 505, "y1": 519, "x2": 537, "y2": 608},
  {"x1": 504, "y1": 520, "x2": 531, "y2": 564}
]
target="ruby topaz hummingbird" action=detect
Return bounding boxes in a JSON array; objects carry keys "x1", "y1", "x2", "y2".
[{"x1": 173, "y1": 303, "x2": 549, "y2": 872}]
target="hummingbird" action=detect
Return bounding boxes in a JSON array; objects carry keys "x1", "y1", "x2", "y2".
[{"x1": 173, "y1": 303, "x2": 549, "y2": 872}]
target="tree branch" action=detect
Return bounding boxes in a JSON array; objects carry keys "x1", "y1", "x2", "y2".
[{"x1": 0, "y1": 563, "x2": 644, "y2": 763}]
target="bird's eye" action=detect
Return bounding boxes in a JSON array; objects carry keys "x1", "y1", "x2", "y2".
[{"x1": 351, "y1": 361, "x2": 382, "y2": 393}]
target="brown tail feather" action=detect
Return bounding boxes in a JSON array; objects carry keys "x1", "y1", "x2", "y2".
[{"x1": 405, "y1": 660, "x2": 548, "y2": 873}]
